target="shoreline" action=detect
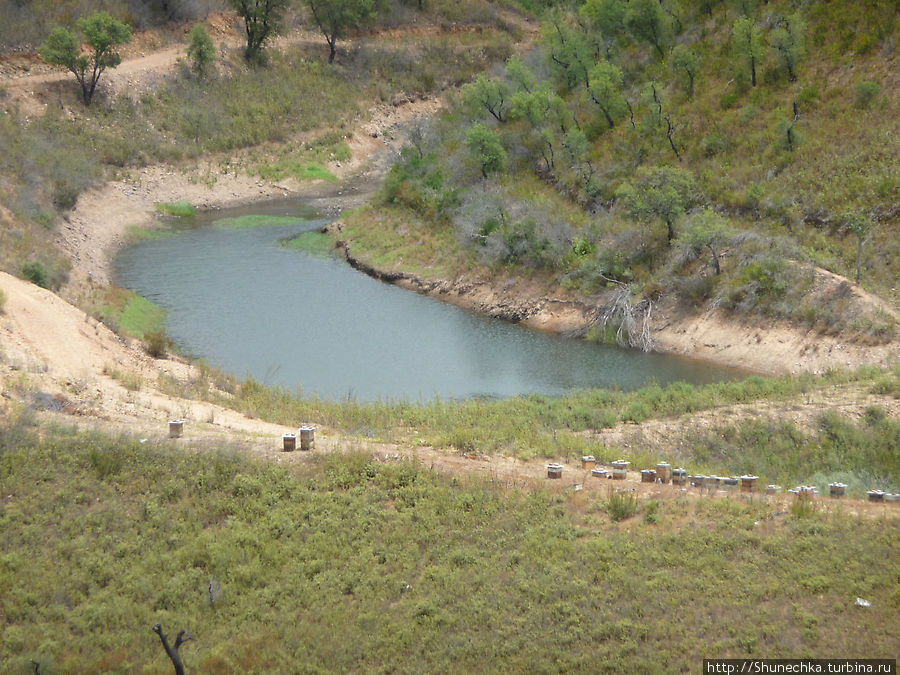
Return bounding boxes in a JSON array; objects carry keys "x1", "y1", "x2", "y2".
[{"x1": 331, "y1": 222, "x2": 899, "y2": 377}]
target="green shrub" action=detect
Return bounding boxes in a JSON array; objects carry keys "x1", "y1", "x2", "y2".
[
  {"x1": 21, "y1": 260, "x2": 49, "y2": 288},
  {"x1": 187, "y1": 24, "x2": 216, "y2": 78},
  {"x1": 144, "y1": 329, "x2": 172, "y2": 359},
  {"x1": 622, "y1": 401, "x2": 650, "y2": 423},
  {"x1": 854, "y1": 81, "x2": 881, "y2": 109},
  {"x1": 603, "y1": 488, "x2": 640, "y2": 522}
]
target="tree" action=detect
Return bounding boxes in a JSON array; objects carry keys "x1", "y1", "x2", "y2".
[
  {"x1": 624, "y1": 0, "x2": 670, "y2": 59},
  {"x1": 732, "y1": 16, "x2": 765, "y2": 86},
  {"x1": 728, "y1": 0, "x2": 759, "y2": 17},
  {"x1": 545, "y1": 16, "x2": 596, "y2": 91},
  {"x1": 581, "y1": 0, "x2": 626, "y2": 39},
  {"x1": 616, "y1": 166, "x2": 694, "y2": 245},
  {"x1": 842, "y1": 211, "x2": 875, "y2": 283},
  {"x1": 187, "y1": 24, "x2": 216, "y2": 77},
  {"x1": 670, "y1": 44, "x2": 699, "y2": 98},
  {"x1": 509, "y1": 87, "x2": 570, "y2": 174},
  {"x1": 229, "y1": 0, "x2": 290, "y2": 63},
  {"x1": 505, "y1": 56, "x2": 536, "y2": 94},
  {"x1": 465, "y1": 123, "x2": 506, "y2": 178},
  {"x1": 770, "y1": 13, "x2": 806, "y2": 82},
  {"x1": 586, "y1": 60, "x2": 626, "y2": 129},
  {"x1": 305, "y1": 0, "x2": 375, "y2": 64},
  {"x1": 39, "y1": 12, "x2": 132, "y2": 105},
  {"x1": 461, "y1": 74, "x2": 511, "y2": 123},
  {"x1": 678, "y1": 207, "x2": 732, "y2": 275}
]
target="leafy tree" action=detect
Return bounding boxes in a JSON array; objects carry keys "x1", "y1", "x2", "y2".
[
  {"x1": 842, "y1": 212, "x2": 875, "y2": 283},
  {"x1": 670, "y1": 44, "x2": 700, "y2": 98},
  {"x1": 509, "y1": 88, "x2": 570, "y2": 173},
  {"x1": 465, "y1": 123, "x2": 506, "y2": 178},
  {"x1": 624, "y1": 0, "x2": 670, "y2": 59},
  {"x1": 616, "y1": 166, "x2": 694, "y2": 245},
  {"x1": 229, "y1": 0, "x2": 290, "y2": 63},
  {"x1": 563, "y1": 127, "x2": 589, "y2": 161},
  {"x1": 581, "y1": 0, "x2": 626, "y2": 39},
  {"x1": 699, "y1": 0, "x2": 724, "y2": 18},
  {"x1": 586, "y1": 60, "x2": 626, "y2": 128},
  {"x1": 545, "y1": 16, "x2": 596, "y2": 91},
  {"x1": 461, "y1": 74, "x2": 511, "y2": 123},
  {"x1": 773, "y1": 102, "x2": 801, "y2": 152},
  {"x1": 39, "y1": 12, "x2": 132, "y2": 105},
  {"x1": 732, "y1": 16, "x2": 765, "y2": 86},
  {"x1": 770, "y1": 13, "x2": 806, "y2": 82},
  {"x1": 728, "y1": 0, "x2": 758, "y2": 17},
  {"x1": 678, "y1": 208, "x2": 732, "y2": 275},
  {"x1": 305, "y1": 0, "x2": 375, "y2": 64},
  {"x1": 505, "y1": 56, "x2": 536, "y2": 94},
  {"x1": 187, "y1": 24, "x2": 216, "y2": 77}
]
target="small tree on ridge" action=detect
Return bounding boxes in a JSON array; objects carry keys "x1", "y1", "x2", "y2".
[
  {"x1": 39, "y1": 12, "x2": 132, "y2": 105},
  {"x1": 678, "y1": 207, "x2": 732, "y2": 275},
  {"x1": 187, "y1": 24, "x2": 216, "y2": 77},
  {"x1": 842, "y1": 211, "x2": 875, "y2": 284},
  {"x1": 229, "y1": 0, "x2": 291, "y2": 63},
  {"x1": 305, "y1": 0, "x2": 375, "y2": 64},
  {"x1": 465, "y1": 123, "x2": 506, "y2": 179}
]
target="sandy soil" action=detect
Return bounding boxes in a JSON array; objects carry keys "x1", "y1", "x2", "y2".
[{"x1": 651, "y1": 288, "x2": 899, "y2": 376}]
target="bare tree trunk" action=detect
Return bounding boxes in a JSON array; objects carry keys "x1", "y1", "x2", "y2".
[{"x1": 153, "y1": 624, "x2": 192, "y2": 675}]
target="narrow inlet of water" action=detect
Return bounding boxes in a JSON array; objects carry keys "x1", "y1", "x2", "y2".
[{"x1": 115, "y1": 199, "x2": 743, "y2": 401}]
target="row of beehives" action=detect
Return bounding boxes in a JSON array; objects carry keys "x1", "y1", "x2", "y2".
[
  {"x1": 546, "y1": 456, "x2": 899, "y2": 503},
  {"x1": 167, "y1": 420, "x2": 317, "y2": 451}
]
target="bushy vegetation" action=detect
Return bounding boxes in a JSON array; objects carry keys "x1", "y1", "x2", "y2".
[
  {"x1": 679, "y1": 409, "x2": 900, "y2": 493},
  {"x1": 1, "y1": 417, "x2": 897, "y2": 672},
  {"x1": 354, "y1": 0, "x2": 899, "y2": 341}
]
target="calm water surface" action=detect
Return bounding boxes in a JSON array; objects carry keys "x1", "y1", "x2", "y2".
[{"x1": 115, "y1": 200, "x2": 742, "y2": 401}]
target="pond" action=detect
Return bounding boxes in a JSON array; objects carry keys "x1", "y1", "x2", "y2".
[{"x1": 115, "y1": 199, "x2": 742, "y2": 401}]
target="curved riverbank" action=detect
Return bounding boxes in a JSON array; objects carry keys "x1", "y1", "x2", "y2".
[
  {"x1": 56, "y1": 98, "x2": 440, "y2": 293},
  {"x1": 331, "y1": 220, "x2": 899, "y2": 376}
]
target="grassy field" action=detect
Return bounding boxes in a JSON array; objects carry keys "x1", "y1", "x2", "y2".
[{"x1": 1, "y1": 414, "x2": 897, "y2": 673}]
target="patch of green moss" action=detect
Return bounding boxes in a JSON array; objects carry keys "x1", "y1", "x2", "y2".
[
  {"x1": 156, "y1": 201, "x2": 196, "y2": 217},
  {"x1": 280, "y1": 230, "x2": 336, "y2": 258}
]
